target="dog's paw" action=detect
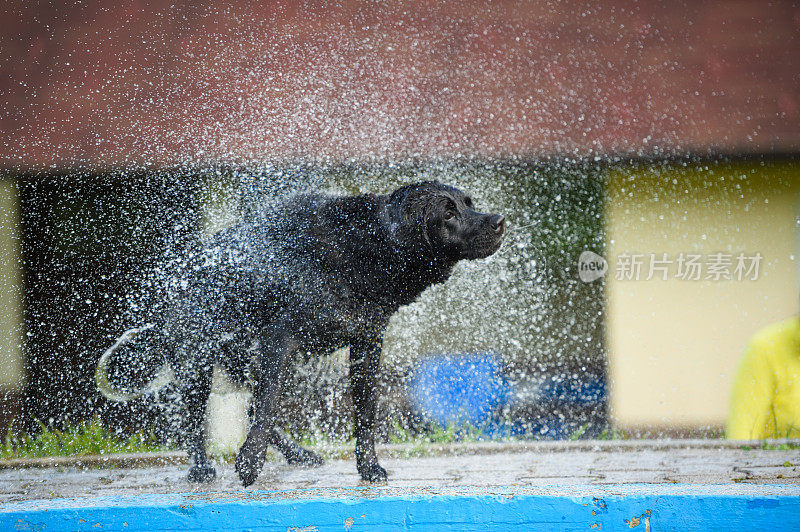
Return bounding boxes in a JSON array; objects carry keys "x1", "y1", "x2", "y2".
[
  {"x1": 187, "y1": 464, "x2": 216, "y2": 483},
  {"x1": 287, "y1": 448, "x2": 324, "y2": 468},
  {"x1": 235, "y1": 451, "x2": 263, "y2": 487},
  {"x1": 358, "y1": 462, "x2": 388, "y2": 482}
]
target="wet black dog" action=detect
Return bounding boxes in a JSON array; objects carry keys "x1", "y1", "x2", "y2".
[{"x1": 97, "y1": 181, "x2": 504, "y2": 486}]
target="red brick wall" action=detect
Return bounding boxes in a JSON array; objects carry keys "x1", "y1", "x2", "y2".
[{"x1": 2, "y1": 0, "x2": 799, "y2": 169}]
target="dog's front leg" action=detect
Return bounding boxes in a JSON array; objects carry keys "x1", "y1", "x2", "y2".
[
  {"x1": 350, "y1": 334, "x2": 387, "y2": 482},
  {"x1": 175, "y1": 358, "x2": 216, "y2": 483},
  {"x1": 235, "y1": 329, "x2": 294, "y2": 487}
]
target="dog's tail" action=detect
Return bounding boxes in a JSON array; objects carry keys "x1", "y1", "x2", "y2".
[{"x1": 95, "y1": 323, "x2": 175, "y2": 402}]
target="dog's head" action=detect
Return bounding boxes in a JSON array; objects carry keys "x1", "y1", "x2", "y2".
[{"x1": 388, "y1": 181, "x2": 504, "y2": 261}]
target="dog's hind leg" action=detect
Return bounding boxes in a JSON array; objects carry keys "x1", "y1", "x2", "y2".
[
  {"x1": 268, "y1": 428, "x2": 324, "y2": 467},
  {"x1": 244, "y1": 397, "x2": 323, "y2": 467},
  {"x1": 176, "y1": 358, "x2": 216, "y2": 483},
  {"x1": 261, "y1": 368, "x2": 324, "y2": 467},
  {"x1": 235, "y1": 329, "x2": 294, "y2": 487}
]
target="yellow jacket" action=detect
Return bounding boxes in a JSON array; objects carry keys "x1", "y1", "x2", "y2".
[{"x1": 727, "y1": 316, "x2": 800, "y2": 439}]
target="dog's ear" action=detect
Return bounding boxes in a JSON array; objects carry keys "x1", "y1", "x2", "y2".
[
  {"x1": 387, "y1": 185, "x2": 412, "y2": 221},
  {"x1": 387, "y1": 184, "x2": 433, "y2": 255}
]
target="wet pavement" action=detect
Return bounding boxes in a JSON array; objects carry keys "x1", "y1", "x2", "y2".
[{"x1": 1, "y1": 439, "x2": 799, "y2": 503}]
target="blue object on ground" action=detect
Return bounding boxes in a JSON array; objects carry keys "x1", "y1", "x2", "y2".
[
  {"x1": 536, "y1": 373, "x2": 606, "y2": 405},
  {"x1": 3, "y1": 484, "x2": 800, "y2": 531},
  {"x1": 408, "y1": 353, "x2": 508, "y2": 426}
]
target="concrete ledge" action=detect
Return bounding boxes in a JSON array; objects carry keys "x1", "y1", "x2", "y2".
[
  {"x1": 2, "y1": 442, "x2": 798, "y2": 530},
  {"x1": 3, "y1": 484, "x2": 800, "y2": 531},
  {"x1": 2, "y1": 438, "x2": 799, "y2": 470}
]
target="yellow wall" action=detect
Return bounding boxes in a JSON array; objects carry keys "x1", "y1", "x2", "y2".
[
  {"x1": 0, "y1": 179, "x2": 24, "y2": 391},
  {"x1": 606, "y1": 162, "x2": 800, "y2": 429}
]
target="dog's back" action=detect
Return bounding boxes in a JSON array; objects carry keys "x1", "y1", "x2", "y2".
[{"x1": 169, "y1": 191, "x2": 392, "y2": 338}]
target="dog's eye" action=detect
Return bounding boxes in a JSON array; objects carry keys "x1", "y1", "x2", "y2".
[
  {"x1": 464, "y1": 197, "x2": 473, "y2": 208},
  {"x1": 444, "y1": 211, "x2": 455, "y2": 220}
]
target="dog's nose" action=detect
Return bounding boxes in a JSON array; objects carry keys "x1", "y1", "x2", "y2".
[{"x1": 490, "y1": 214, "x2": 505, "y2": 233}]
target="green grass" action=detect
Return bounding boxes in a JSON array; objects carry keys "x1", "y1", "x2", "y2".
[
  {"x1": 382, "y1": 421, "x2": 491, "y2": 458},
  {"x1": 6, "y1": 416, "x2": 798, "y2": 461},
  {"x1": 289, "y1": 420, "x2": 495, "y2": 460},
  {"x1": 0, "y1": 418, "x2": 171, "y2": 460},
  {"x1": 388, "y1": 420, "x2": 489, "y2": 445},
  {"x1": 759, "y1": 441, "x2": 800, "y2": 451},
  {"x1": 597, "y1": 428, "x2": 629, "y2": 440},
  {"x1": 567, "y1": 424, "x2": 589, "y2": 441}
]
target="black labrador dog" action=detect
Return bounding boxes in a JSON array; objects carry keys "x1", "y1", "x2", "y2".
[{"x1": 97, "y1": 180, "x2": 504, "y2": 486}]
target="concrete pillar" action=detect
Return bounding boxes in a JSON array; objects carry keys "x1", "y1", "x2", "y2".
[{"x1": 0, "y1": 178, "x2": 24, "y2": 429}]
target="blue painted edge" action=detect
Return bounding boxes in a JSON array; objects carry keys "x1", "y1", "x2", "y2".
[{"x1": 3, "y1": 484, "x2": 800, "y2": 532}]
